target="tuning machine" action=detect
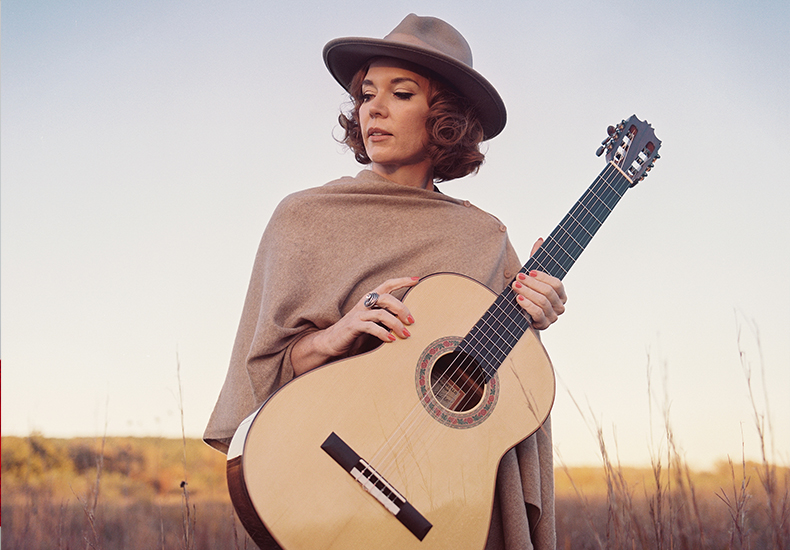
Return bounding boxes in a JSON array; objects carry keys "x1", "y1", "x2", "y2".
[
  {"x1": 630, "y1": 152, "x2": 661, "y2": 186},
  {"x1": 595, "y1": 122, "x2": 624, "y2": 157}
]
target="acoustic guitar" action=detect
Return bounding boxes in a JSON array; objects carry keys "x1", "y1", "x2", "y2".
[{"x1": 227, "y1": 115, "x2": 661, "y2": 550}]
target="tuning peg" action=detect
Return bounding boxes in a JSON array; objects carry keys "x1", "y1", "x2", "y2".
[
  {"x1": 607, "y1": 125, "x2": 616, "y2": 136},
  {"x1": 596, "y1": 145, "x2": 605, "y2": 157}
]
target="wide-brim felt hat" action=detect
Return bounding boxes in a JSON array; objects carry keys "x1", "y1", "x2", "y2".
[{"x1": 323, "y1": 14, "x2": 507, "y2": 140}]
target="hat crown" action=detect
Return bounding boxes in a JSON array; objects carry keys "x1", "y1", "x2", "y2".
[
  {"x1": 323, "y1": 14, "x2": 506, "y2": 139},
  {"x1": 383, "y1": 14, "x2": 473, "y2": 68}
]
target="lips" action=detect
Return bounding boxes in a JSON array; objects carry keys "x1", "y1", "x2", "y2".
[{"x1": 367, "y1": 127, "x2": 392, "y2": 139}]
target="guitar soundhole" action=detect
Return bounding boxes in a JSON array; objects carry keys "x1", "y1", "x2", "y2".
[
  {"x1": 415, "y1": 336, "x2": 498, "y2": 429},
  {"x1": 430, "y1": 352, "x2": 485, "y2": 413}
]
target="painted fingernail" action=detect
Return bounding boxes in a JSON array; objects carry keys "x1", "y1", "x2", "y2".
[
  {"x1": 403, "y1": 328, "x2": 411, "y2": 338},
  {"x1": 514, "y1": 282, "x2": 523, "y2": 289},
  {"x1": 529, "y1": 270, "x2": 538, "y2": 277},
  {"x1": 517, "y1": 295, "x2": 526, "y2": 302},
  {"x1": 411, "y1": 276, "x2": 420, "y2": 281},
  {"x1": 407, "y1": 315, "x2": 415, "y2": 324},
  {"x1": 517, "y1": 272, "x2": 527, "y2": 281},
  {"x1": 388, "y1": 333, "x2": 397, "y2": 342}
]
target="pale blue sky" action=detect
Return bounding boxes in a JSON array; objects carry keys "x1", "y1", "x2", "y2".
[{"x1": 2, "y1": 0, "x2": 788, "y2": 469}]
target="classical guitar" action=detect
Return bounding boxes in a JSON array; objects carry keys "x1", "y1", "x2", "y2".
[{"x1": 227, "y1": 115, "x2": 661, "y2": 550}]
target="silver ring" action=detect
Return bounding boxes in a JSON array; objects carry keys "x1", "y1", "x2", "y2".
[{"x1": 363, "y1": 292, "x2": 380, "y2": 309}]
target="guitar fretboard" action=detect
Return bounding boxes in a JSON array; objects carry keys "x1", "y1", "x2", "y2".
[{"x1": 458, "y1": 162, "x2": 632, "y2": 379}]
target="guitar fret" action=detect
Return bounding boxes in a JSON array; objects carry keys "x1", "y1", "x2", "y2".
[
  {"x1": 573, "y1": 195, "x2": 606, "y2": 228},
  {"x1": 460, "y1": 162, "x2": 631, "y2": 376},
  {"x1": 541, "y1": 229, "x2": 578, "y2": 273},
  {"x1": 553, "y1": 217, "x2": 587, "y2": 254},
  {"x1": 466, "y1": 314, "x2": 521, "y2": 358},
  {"x1": 530, "y1": 249, "x2": 568, "y2": 279}
]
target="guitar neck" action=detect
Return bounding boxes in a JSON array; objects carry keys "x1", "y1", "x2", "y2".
[
  {"x1": 460, "y1": 162, "x2": 632, "y2": 378},
  {"x1": 526, "y1": 161, "x2": 632, "y2": 280}
]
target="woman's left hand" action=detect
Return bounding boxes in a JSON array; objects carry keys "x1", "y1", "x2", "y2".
[{"x1": 511, "y1": 238, "x2": 568, "y2": 330}]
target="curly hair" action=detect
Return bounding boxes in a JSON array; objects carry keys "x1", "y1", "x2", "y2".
[{"x1": 337, "y1": 61, "x2": 486, "y2": 182}]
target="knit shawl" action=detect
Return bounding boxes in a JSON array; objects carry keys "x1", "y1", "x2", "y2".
[{"x1": 204, "y1": 169, "x2": 555, "y2": 549}]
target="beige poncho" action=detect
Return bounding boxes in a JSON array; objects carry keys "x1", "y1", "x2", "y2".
[{"x1": 205, "y1": 169, "x2": 556, "y2": 549}]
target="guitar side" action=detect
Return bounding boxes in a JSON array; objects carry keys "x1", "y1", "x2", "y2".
[{"x1": 228, "y1": 273, "x2": 555, "y2": 550}]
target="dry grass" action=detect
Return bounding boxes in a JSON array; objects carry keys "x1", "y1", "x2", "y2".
[
  {"x1": 555, "y1": 317, "x2": 789, "y2": 549},
  {"x1": 3, "y1": 439, "x2": 786, "y2": 549},
  {"x1": 1, "y1": 437, "x2": 253, "y2": 550},
  {"x1": 2, "y1": 322, "x2": 787, "y2": 549}
]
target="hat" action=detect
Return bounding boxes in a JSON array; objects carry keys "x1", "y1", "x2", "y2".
[{"x1": 323, "y1": 14, "x2": 507, "y2": 140}]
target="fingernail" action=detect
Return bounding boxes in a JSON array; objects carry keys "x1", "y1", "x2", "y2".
[
  {"x1": 403, "y1": 328, "x2": 411, "y2": 338},
  {"x1": 517, "y1": 273, "x2": 527, "y2": 281},
  {"x1": 407, "y1": 315, "x2": 415, "y2": 324},
  {"x1": 529, "y1": 270, "x2": 538, "y2": 277},
  {"x1": 517, "y1": 295, "x2": 526, "y2": 302},
  {"x1": 388, "y1": 333, "x2": 397, "y2": 342},
  {"x1": 514, "y1": 281, "x2": 523, "y2": 289},
  {"x1": 411, "y1": 276, "x2": 420, "y2": 281}
]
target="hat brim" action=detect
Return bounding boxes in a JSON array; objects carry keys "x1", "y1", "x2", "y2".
[{"x1": 323, "y1": 37, "x2": 506, "y2": 140}]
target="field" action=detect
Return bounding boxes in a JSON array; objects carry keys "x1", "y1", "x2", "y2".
[
  {"x1": 2, "y1": 434, "x2": 788, "y2": 549},
  {"x1": 1, "y1": 435, "x2": 246, "y2": 549}
]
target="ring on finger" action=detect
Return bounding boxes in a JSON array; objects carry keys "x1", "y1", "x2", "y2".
[{"x1": 363, "y1": 292, "x2": 380, "y2": 309}]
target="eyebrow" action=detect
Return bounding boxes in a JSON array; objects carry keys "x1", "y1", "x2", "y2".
[{"x1": 361, "y1": 77, "x2": 422, "y2": 88}]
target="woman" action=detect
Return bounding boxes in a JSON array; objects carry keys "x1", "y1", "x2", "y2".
[{"x1": 205, "y1": 14, "x2": 566, "y2": 550}]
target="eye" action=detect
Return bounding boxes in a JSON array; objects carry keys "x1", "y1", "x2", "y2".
[
  {"x1": 360, "y1": 92, "x2": 374, "y2": 103},
  {"x1": 394, "y1": 92, "x2": 414, "y2": 100}
]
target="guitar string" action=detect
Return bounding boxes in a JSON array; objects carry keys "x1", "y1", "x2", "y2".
[
  {"x1": 365, "y1": 220, "x2": 601, "y2": 479},
  {"x1": 367, "y1": 164, "x2": 629, "y2": 477},
  {"x1": 530, "y1": 174, "x2": 613, "y2": 271},
  {"x1": 442, "y1": 165, "x2": 627, "y2": 378},
  {"x1": 447, "y1": 167, "x2": 624, "y2": 383},
  {"x1": 368, "y1": 191, "x2": 626, "y2": 483},
  {"x1": 367, "y1": 165, "x2": 628, "y2": 480},
  {"x1": 366, "y1": 164, "x2": 628, "y2": 481},
  {"x1": 451, "y1": 164, "x2": 626, "y2": 369}
]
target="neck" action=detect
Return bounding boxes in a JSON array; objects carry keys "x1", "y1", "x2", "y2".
[{"x1": 371, "y1": 162, "x2": 434, "y2": 190}]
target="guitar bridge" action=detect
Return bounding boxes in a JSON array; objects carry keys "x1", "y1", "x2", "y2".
[{"x1": 321, "y1": 432, "x2": 432, "y2": 541}]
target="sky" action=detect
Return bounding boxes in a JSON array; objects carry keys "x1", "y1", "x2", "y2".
[{"x1": 2, "y1": 0, "x2": 788, "y2": 470}]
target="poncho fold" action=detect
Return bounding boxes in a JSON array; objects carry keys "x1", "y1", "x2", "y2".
[{"x1": 205, "y1": 169, "x2": 556, "y2": 549}]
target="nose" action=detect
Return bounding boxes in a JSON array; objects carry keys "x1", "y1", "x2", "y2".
[{"x1": 367, "y1": 95, "x2": 388, "y2": 119}]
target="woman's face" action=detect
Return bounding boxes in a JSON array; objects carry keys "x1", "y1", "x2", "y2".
[{"x1": 359, "y1": 58, "x2": 432, "y2": 183}]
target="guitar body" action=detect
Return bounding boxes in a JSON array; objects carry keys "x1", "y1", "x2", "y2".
[{"x1": 228, "y1": 273, "x2": 555, "y2": 550}]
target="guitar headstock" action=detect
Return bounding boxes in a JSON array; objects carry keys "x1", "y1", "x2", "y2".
[{"x1": 596, "y1": 115, "x2": 661, "y2": 187}]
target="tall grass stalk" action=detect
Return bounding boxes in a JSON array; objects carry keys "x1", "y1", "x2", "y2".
[
  {"x1": 556, "y1": 342, "x2": 788, "y2": 549},
  {"x1": 72, "y1": 398, "x2": 109, "y2": 550},
  {"x1": 735, "y1": 315, "x2": 790, "y2": 548},
  {"x1": 177, "y1": 353, "x2": 196, "y2": 550},
  {"x1": 716, "y1": 447, "x2": 752, "y2": 549},
  {"x1": 231, "y1": 507, "x2": 249, "y2": 550},
  {"x1": 558, "y1": 379, "x2": 653, "y2": 548},
  {"x1": 645, "y1": 352, "x2": 708, "y2": 550},
  {"x1": 555, "y1": 449, "x2": 607, "y2": 550}
]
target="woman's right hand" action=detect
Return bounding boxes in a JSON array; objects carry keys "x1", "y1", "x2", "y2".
[{"x1": 290, "y1": 276, "x2": 420, "y2": 376}]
